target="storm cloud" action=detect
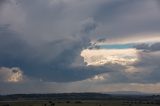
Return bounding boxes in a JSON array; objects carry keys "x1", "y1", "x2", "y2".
[
  {"x1": 0, "y1": 0, "x2": 160, "y2": 94},
  {"x1": 135, "y1": 42, "x2": 160, "y2": 52}
]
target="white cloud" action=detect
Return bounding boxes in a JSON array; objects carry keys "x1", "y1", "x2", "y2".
[
  {"x1": 81, "y1": 49, "x2": 138, "y2": 66},
  {"x1": 88, "y1": 74, "x2": 106, "y2": 81},
  {"x1": 93, "y1": 75, "x2": 105, "y2": 80},
  {"x1": 0, "y1": 67, "x2": 24, "y2": 83}
]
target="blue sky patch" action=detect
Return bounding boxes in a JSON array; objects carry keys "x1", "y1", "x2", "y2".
[{"x1": 100, "y1": 43, "x2": 134, "y2": 49}]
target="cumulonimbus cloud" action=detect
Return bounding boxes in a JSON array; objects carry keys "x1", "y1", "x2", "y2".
[{"x1": 0, "y1": 0, "x2": 160, "y2": 94}]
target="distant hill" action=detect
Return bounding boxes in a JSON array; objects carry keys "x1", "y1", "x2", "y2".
[
  {"x1": 106, "y1": 91, "x2": 147, "y2": 95},
  {"x1": 0, "y1": 93, "x2": 111, "y2": 101},
  {"x1": 0, "y1": 92, "x2": 160, "y2": 101}
]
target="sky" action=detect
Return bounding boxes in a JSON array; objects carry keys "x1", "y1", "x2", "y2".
[{"x1": 0, "y1": 0, "x2": 160, "y2": 94}]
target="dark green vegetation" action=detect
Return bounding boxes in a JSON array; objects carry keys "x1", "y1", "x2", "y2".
[{"x1": 0, "y1": 93, "x2": 160, "y2": 106}]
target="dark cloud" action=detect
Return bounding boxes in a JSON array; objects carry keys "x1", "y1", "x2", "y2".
[
  {"x1": 0, "y1": 18, "x2": 106, "y2": 82},
  {"x1": 0, "y1": 0, "x2": 6, "y2": 6},
  {"x1": 94, "y1": 0, "x2": 160, "y2": 39},
  {"x1": 134, "y1": 43, "x2": 160, "y2": 52},
  {"x1": 80, "y1": 18, "x2": 97, "y2": 34},
  {"x1": 0, "y1": 0, "x2": 160, "y2": 94}
]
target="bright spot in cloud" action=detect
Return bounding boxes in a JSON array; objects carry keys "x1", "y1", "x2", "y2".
[
  {"x1": 0, "y1": 67, "x2": 24, "y2": 83},
  {"x1": 93, "y1": 75, "x2": 105, "y2": 80},
  {"x1": 81, "y1": 49, "x2": 138, "y2": 66},
  {"x1": 7, "y1": 69, "x2": 23, "y2": 82},
  {"x1": 87, "y1": 74, "x2": 109, "y2": 82}
]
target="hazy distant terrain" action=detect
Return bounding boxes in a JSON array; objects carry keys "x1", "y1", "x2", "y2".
[
  {"x1": 1, "y1": 0, "x2": 160, "y2": 95},
  {"x1": 0, "y1": 93, "x2": 160, "y2": 106}
]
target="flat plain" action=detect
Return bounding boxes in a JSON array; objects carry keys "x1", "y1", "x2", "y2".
[{"x1": 0, "y1": 100, "x2": 160, "y2": 106}]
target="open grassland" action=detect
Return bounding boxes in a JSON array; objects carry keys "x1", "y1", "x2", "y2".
[{"x1": 0, "y1": 100, "x2": 160, "y2": 106}]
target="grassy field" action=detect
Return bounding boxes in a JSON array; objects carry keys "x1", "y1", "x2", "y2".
[{"x1": 0, "y1": 100, "x2": 160, "y2": 106}]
